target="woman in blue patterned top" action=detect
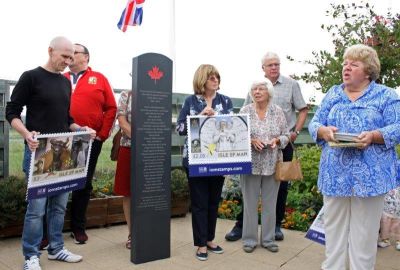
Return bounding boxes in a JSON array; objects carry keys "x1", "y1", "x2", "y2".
[
  {"x1": 308, "y1": 44, "x2": 400, "y2": 270},
  {"x1": 177, "y1": 64, "x2": 233, "y2": 261}
]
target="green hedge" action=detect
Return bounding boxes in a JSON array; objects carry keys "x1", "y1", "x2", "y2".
[
  {"x1": 0, "y1": 176, "x2": 27, "y2": 228},
  {"x1": 284, "y1": 145, "x2": 322, "y2": 231}
]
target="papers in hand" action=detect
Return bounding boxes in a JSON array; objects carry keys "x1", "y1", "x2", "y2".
[
  {"x1": 333, "y1": 132, "x2": 360, "y2": 142},
  {"x1": 328, "y1": 141, "x2": 364, "y2": 148},
  {"x1": 330, "y1": 132, "x2": 362, "y2": 148}
]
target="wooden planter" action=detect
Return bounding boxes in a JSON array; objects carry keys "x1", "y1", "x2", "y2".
[
  {"x1": 0, "y1": 221, "x2": 24, "y2": 238},
  {"x1": 85, "y1": 197, "x2": 109, "y2": 228},
  {"x1": 64, "y1": 197, "x2": 109, "y2": 230},
  {"x1": 171, "y1": 195, "x2": 190, "y2": 217},
  {"x1": 106, "y1": 195, "x2": 126, "y2": 225},
  {"x1": 64, "y1": 195, "x2": 126, "y2": 227},
  {"x1": 0, "y1": 195, "x2": 189, "y2": 238}
]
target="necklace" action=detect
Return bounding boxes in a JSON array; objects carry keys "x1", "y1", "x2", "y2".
[{"x1": 255, "y1": 105, "x2": 267, "y2": 119}]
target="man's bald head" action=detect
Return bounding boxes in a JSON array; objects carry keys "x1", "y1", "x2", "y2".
[
  {"x1": 44, "y1": 36, "x2": 74, "y2": 73},
  {"x1": 49, "y1": 36, "x2": 74, "y2": 51}
]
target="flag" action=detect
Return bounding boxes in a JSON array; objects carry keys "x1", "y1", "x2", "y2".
[{"x1": 117, "y1": 0, "x2": 145, "y2": 32}]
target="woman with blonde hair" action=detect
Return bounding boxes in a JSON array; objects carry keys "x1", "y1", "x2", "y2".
[
  {"x1": 309, "y1": 44, "x2": 400, "y2": 269},
  {"x1": 176, "y1": 64, "x2": 233, "y2": 261}
]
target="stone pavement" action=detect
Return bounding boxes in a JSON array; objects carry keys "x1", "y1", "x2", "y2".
[{"x1": 0, "y1": 215, "x2": 398, "y2": 270}]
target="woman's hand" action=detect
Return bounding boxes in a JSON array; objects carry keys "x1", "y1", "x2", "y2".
[
  {"x1": 269, "y1": 138, "x2": 280, "y2": 149},
  {"x1": 251, "y1": 138, "x2": 264, "y2": 152},
  {"x1": 121, "y1": 126, "x2": 131, "y2": 139},
  {"x1": 318, "y1": 126, "x2": 338, "y2": 142},
  {"x1": 200, "y1": 107, "x2": 215, "y2": 116},
  {"x1": 118, "y1": 115, "x2": 131, "y2": 139},
  {"x1": 120, "y1": 122, "x2": 131, "y2": 139},
  {"x1": 355, "y1": 131, "x2": 374, "y2": 149}
]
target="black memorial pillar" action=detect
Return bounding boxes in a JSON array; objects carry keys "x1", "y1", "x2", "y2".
[{"x1": 131, "y1": 53, "x2": 172, "y2": 264}]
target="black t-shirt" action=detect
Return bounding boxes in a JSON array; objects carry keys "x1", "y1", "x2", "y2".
[{"x1": 6, "y1": 66, "x2": 74, "y2": 133}]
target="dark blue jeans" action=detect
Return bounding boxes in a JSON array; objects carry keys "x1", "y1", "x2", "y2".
[{"x1": 22, "y1": 145, "x2": 69, "y2": 259}]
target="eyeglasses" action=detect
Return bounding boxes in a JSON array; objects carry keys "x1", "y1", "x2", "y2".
[
  {"x1": 74, "y1": 51, "x2": 87, "y2": 55},
  {"x1": 264, "y1": 63, "x2": 280, "y2": 68},
  {"x1": 251, "y1": 87, "x2": 268, "y2": 92},
  {"x1": 207, "y1": 75, "x2": 219, "y2": 82}
]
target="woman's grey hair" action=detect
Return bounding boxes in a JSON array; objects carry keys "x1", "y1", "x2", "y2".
[
  {"x1": 343, "y1": 44, "x2": 380, "y2": 81},
  {"x1": 261, "y1": 52, "x2": 280, "y2": 65},
  {"x1": 249, "y1": 78, "x2": 274, "y2": 103}
]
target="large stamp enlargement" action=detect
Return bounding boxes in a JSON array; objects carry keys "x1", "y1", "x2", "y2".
[
  {"x1": 27, "y1": 131, "x2": 92, "y2": 200},
  {"x1": 187, "y1": 114, "x2": 251, "y2": 176}
]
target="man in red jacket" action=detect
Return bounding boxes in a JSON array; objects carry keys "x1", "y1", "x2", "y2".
[{"x1": 64, "y1": 43, "x2": 117, "y2": 244}]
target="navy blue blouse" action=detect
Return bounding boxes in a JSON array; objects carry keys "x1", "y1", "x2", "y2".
[{"x1": 176, "y1": 92, "x2": 233, "y2": 168}]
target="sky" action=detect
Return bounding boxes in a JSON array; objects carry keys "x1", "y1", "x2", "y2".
[{"x1": 0, "y1": 0, "x2": 398, "y2": 103}]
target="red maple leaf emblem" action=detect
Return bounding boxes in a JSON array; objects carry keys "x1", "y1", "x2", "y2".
[{"x1": 148, "y1": 66, "x2": 164, "y2": 84}]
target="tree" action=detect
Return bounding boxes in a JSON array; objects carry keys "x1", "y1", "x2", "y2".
[{"x1": 288, "y1": 1, "x2": 400, "y2": 93}]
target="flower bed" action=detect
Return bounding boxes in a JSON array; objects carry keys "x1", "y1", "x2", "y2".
[
  {"x1": 218, "y1": 199, "x2": 241, "y2": 219},
  {"x1": 218, "y1": 145, "x2": 323, "y2": 232}
]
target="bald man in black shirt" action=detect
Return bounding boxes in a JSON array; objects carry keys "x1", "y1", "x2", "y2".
[{"x1": 6, "y1": 36, "x2": 95, "y2": 270}]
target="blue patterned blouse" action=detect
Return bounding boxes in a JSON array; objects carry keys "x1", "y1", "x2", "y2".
[
  {"x1": 308, "y1": 81, "x2": 400, "y2": 197},
  {"x1": 176, "y1": 92, "x2": 233, "y2": 168}
]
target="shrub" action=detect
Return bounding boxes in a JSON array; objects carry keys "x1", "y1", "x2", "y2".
[
  {"x1": 171, "y1": 169, "x2": 189, "y2": 199},
  {"x1": 0, "y1": 176, "x2": 27, "y2": 228},
  {"x1": 92, "y1": 169, "x2": 116, "y2": 198},
  {"x1": 283, "y1": 207, "x2": 317, "y2": 232},
  {"x1": 284, "y1": 145, "x2": 323, "y2": 231},
  {"x1": 221, "y1": 174, "x2": 242, "y2": 201},
  {"x1": 291, "y1": 145, "x2": 322, "y2": 195},
  {"x1": 218, "y1": 175, "x2": 242, "y2": 220},
  {"x1": 218, "y1": 199, "x2": 241, "y2": 220},
  {"x1": 91, "y1": 168, "x2": 191, "y2": 200}
]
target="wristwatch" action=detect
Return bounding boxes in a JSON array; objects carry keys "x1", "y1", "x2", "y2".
[{"x1": 294, "y1": 130, "x2": 300, "y2": 135}]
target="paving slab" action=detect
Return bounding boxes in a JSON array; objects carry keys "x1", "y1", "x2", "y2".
[{"x1": 0, "y1": 214, "x2": 398, "y2": 270}]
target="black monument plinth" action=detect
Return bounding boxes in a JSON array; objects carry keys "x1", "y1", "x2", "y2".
[{"x1": 131, "y1": 53, "x2": 172, "y2": 264}]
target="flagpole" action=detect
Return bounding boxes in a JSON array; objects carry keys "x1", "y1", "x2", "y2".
[{"x1": 171, "y1": 0, "x2": 176, "y2": 92}]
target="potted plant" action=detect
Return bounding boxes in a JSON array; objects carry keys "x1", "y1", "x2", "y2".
[
  {"x1": 171, "y1": 168, "x2": 190, "y2": 217},
  {"x1": 0, "y1": 176, "x2": 27, "y2": 238},
  {"x1": 92, "y1": 170, "x2": 125, "y2": 225}
]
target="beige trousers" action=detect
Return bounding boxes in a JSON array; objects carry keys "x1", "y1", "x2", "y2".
[{"x1": 322, "y1": 195, "x2": 384, "y2": 270}]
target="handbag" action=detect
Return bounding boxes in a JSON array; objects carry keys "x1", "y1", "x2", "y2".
[
  {"x1": 275, "y1": 141, "x2": 303, "y2": 181},
  {"x1": 110, "y1": 129, "x2": 122, "y2": 161},
  {"x1": 110, "y1": 92, "x2": 131, "y2": 161}
]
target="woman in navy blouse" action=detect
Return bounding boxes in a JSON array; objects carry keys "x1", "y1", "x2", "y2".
[
  {"x1": 176, "y1": 64, "x2": 233, "y2": 261},
  {"x1": 309, "y1": 44, "x2": 400, "y2": 270}
]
